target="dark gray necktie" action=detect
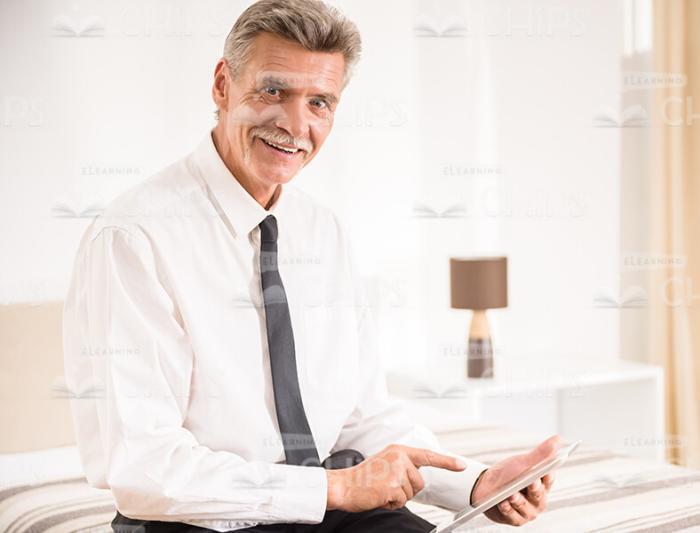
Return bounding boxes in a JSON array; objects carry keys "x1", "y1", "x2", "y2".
[{"x1": 259, "y1": 214, "x2": 321, "y2": 467}]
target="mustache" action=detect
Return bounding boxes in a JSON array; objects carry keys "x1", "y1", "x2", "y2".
[{"x1": 250, "y1": 126, "x2": 313, "y2": 153}]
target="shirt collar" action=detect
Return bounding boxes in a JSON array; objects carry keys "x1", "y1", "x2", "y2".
[{"x1": 192, "y1": 129, "x2": 287, "y2": 239}]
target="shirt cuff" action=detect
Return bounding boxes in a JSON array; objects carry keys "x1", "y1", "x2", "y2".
[
  {"x1": 269, "y1": 464, "x2": 328, "y2": 523},
  {"x1": 414, "y1": 452, "x2": 489, "y2": 511}
]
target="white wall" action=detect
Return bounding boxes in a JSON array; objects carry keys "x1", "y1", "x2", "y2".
[{"x1": 0, "y1": 0, "x2": 623, "y2": 375}]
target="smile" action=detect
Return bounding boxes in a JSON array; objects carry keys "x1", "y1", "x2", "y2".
[{"x1": 258, "y1": 137, "x2": 302, "y2": 155}]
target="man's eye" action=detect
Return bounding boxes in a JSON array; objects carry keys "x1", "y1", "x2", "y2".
[
  {"x1": 310, "y1": 98, "x2": 328, "y2": 110},
  {"x1": 264, "y1": 86, "x2": 280, "y2": 97}
]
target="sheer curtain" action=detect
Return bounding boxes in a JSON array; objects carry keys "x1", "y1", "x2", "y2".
[{"x1": 649, "y1": 0, "x2": 700, "y2": 468}]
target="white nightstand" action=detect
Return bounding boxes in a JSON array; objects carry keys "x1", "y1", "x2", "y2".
[{"x1": 387, "y1": 358, "x2": 666, "y2": 461}]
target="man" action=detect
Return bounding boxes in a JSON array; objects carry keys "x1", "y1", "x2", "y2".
[{"x1": 63, "y1": 1, "x2": 560, "y2": 531}]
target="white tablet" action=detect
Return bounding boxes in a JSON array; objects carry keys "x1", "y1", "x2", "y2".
[{"x1": 429, "y1": 441, "x2": 580, "y2": 533}]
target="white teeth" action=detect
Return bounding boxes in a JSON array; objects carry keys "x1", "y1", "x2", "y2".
[{"x1": 260, "y1": 138, "x2": 299, "y2": 154}]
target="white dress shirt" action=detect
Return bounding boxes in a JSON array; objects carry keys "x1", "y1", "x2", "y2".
[{"x1": 63, "y1": 130, "x2": 489, "y2": 531}]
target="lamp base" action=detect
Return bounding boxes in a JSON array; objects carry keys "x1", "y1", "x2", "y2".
[
  {"x1": 467, "y1": 310, "x2": 494, "y2": 379},
  {"x1": 468, "y1": 337, "x2": 494, "y2": 378}
]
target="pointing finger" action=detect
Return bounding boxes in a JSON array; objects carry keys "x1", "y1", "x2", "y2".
[{"x1": 405, "y1": 447, "x2": 467, "y2": 471}]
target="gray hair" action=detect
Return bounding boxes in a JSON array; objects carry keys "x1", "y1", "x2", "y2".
[{"x1": 215, "y1": 0, "x2": 362, "y2": 119}]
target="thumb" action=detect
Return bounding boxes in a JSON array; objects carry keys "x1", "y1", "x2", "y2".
[{"x1": 527, "y1": 435, "x2": 561, "y2": 464}]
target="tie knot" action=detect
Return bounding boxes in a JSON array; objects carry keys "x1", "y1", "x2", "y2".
[{"x1": 260, "y1": 214, "x2": 278, "y2": 243}]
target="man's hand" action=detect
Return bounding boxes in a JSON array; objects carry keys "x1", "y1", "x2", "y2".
[
  {"x1": 326, "y1": 444, "x2": 466, "y2": 512},
  {"x1": 471, "y1": 435, "x2": 561, "y2": 526}
]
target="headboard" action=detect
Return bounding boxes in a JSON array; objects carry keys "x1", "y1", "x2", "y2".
[{"x1": 0, "y1": 302, "x2": 75, "y2": 453}]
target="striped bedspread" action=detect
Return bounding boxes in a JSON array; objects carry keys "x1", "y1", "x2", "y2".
[{"x1": 1, "y1": 426, "x2": 699, "y2": 532}]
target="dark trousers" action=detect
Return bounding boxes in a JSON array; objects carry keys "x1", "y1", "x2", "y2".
[{"x1": 111, "y1": 450, "x2": 436, "y2": 533}]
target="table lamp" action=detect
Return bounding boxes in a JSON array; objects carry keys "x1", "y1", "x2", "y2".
[{"x1": 450, "y1": 256, "x2": 508, "y2": 378}]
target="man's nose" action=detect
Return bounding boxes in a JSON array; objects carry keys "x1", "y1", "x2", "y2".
[{"x1": 274, "y1": 99, "x2": 311, "y2": 141}]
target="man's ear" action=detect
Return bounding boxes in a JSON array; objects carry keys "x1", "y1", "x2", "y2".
[{"x1": 212, "y1": 58, "x2": 230, "y2": 115}]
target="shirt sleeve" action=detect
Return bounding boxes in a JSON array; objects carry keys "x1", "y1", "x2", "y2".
[
  {"x1": 330, "y1": 224, "x2": 489, "y2": 512},
  {"x1": 63, "y1": 223, "x2": 328, "y2": 525}
]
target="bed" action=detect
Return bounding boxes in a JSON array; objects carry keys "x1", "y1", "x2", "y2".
[
  {"x1": 2, "y1": 426, "x2": 700, "y2": 532},
  {"x1": 2, "y1": 303, "x2": 700, "y2": 532}
]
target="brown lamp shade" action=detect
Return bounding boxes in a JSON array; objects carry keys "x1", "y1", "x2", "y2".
[{"x1": 450, "y1": 257, "x2": 508, "y2": 310}]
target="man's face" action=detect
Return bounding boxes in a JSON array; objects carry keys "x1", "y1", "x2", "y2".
[{"x1": 214, "y1": 32, "x2": 345, "y2": 191}]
